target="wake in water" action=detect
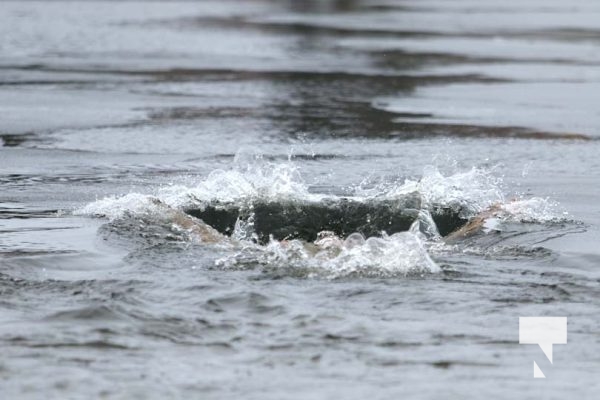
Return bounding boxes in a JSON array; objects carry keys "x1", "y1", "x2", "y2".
[{"x1": 75, "y1": 152, "x2": 570, "y2": 278}]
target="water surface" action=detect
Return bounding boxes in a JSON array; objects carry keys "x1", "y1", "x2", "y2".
[{"x1": 1, "y1": 1, "x2": 600, "y2": 398}]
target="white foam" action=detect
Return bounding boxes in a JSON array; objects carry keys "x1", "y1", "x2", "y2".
[
  {"x1": 158, "y1": 149, "x2": 324, "y2": 209},
  {"x1": 159, "y1": 162, "x2": 317, "y2": 209},
  {"x1": 499, "y1": 197, "x2": 567, "y2": 223},
  {"x1": 218, "y1": 230, "x2": 440, "y2": 278},
  {"x1": 75, "y1": 152, "x2": 318, "y2": 219},
  {"x1": 74, "y1": 193, "x2": 161, "y2": 221},
  {"x1": 358, "y1": 165, "x2": 505, "y2": 218},
  {"x1": 318, "y1": 232, "x2": 440, "y2": 278}
]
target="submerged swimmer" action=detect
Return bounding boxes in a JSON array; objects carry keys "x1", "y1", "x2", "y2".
[
  {"x1": 153, "y1": 198, "x2": 367, "y2": 257},
  {"x1": 161, "y1": 196, "x2": 513, "y2": 251},
  {"x1": 444, "y1": 203, "x2": 505, "y2": 243},
  {"x1": 148, "y1": 198, "x2": 226, "y2": 244}
]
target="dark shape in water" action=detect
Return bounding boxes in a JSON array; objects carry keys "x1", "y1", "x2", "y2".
[{"x1": 185, "y1": 193, "x2": 467, "y2": 243}]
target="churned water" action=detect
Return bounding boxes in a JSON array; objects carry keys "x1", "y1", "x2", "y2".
[{"x1": 1, "y1": 1, "x2": 600, "y2": 399}]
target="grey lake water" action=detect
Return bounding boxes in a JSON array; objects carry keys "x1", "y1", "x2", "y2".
[{"x1": 1, "y1": 1, "x2": 600, "y2": 398}]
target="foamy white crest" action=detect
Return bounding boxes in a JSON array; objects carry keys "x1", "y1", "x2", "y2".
[
  {"x1": 376, "y1": 166, "x2": 504, "y2": 218},
  {"x1": 74, "y1": 193, "x2": 161, "y2": 220},
  {"x1": 240, "y1": 231, "x2": 440, "y2": 278},
  {"x1": 499, "y1": 197, "x2": 567, "y2": 223},
  {"x1": 159, "y1": 160, "x2": 315, "y2": 209},
  {"x1": 76, "y1": 155, "x2": 316, "y2": 219},
  {"x1": 321, "y1": 232, "x2": 440, "y2": 277}
]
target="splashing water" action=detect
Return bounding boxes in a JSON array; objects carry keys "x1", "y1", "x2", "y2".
[
  {"x1": 499, "y1": 197, "x2": 568, "y2": 223},
  {"x1": 372, "y1": 165, "x2": 506, "y2": 218},
  {"x1": 318, "y1": 232, "x2": 440, "y2": 278},
  {"x1": 74, "y1": 193, "x2": 163, "y2": 221},
  {"x1": 216, "y1": 230, "x2": 440, "y2": 278},
  {"x1": 160, "y1": 151, "x2": 317, "y2": 209},
  {"x1": 75, "y1": 152, "x2": 315, "y2": 219},
  {"x1": 73, "y1": 154, "x2": 568, "y2": 278}
]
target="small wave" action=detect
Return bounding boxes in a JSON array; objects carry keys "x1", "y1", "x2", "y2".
[{"x1": 461, "y1": 245, "x2": 555, "y2": 260}]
